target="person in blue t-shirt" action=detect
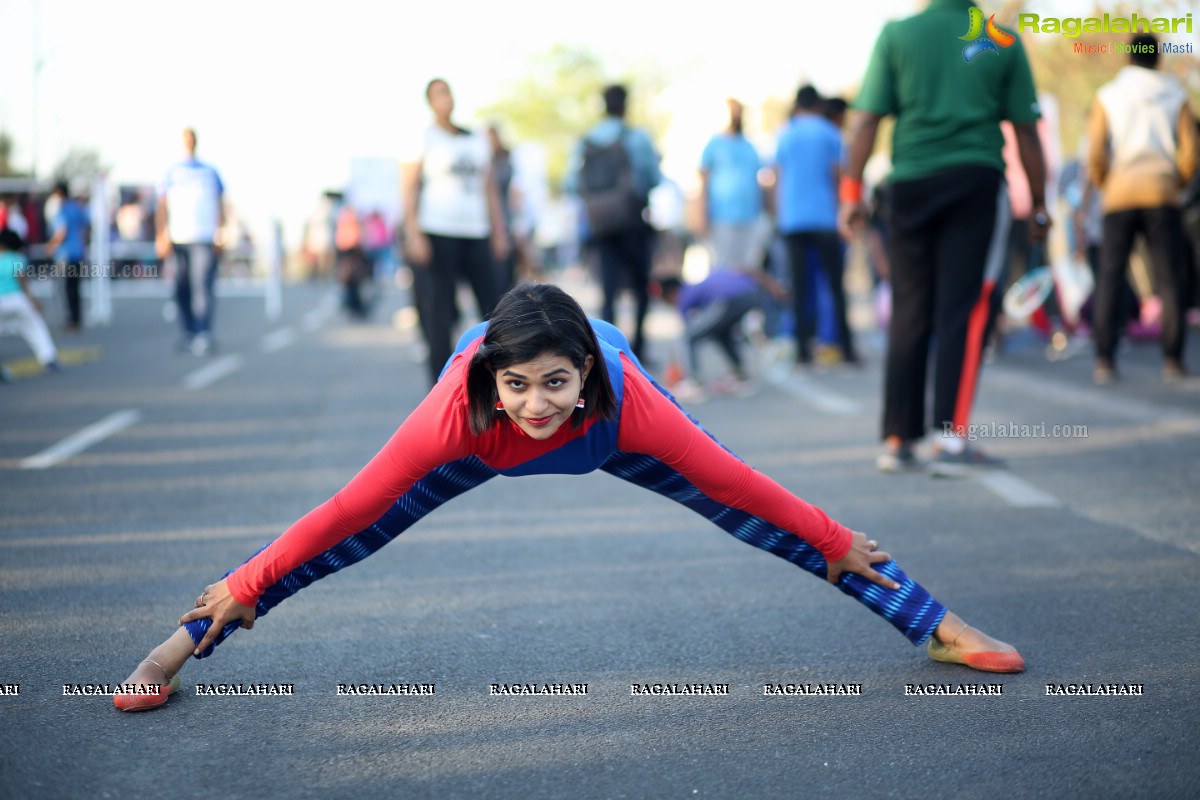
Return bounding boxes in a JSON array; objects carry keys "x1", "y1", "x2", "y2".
[
  {"x1": 700, "y1": 99, "x2": 765, "y2": 272},
  {"x1": 46, "y1": 182, "x2": 90, "y2": 331},
  {"x1": 775, "y1": 85, "x2": 858, "y2": 367}
]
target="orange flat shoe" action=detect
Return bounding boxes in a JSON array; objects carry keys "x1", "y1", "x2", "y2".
[
  {"x1": 927, "y1": 636, "x2": 1026, "y2": 674},
  {"x1": 113, "y1": 660, "x2": 182, "y2": 712}
]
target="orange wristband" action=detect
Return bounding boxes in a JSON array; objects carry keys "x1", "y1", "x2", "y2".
[{"x1": 839, "y1": 176, "x2": 864, "y2": 204}]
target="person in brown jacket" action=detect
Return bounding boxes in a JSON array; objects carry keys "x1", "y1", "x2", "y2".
[{"x1": 1087, "y1": 33, "x2": 1198, "y2": 384}]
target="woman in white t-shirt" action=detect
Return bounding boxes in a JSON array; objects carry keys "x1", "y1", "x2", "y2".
[{"x1": 403, "y1": 78, "x2": 510, "y2": 384}]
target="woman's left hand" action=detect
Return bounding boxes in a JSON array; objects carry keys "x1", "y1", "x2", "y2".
[{"x1": 825, "y1": 530, "x2": 901, "y2": 591}]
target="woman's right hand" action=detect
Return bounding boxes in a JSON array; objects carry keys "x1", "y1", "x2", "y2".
[
  {"x1": 405, "y1": 229, "x2": 431, "y2": 267},
  {"x1": 178, "y1": 578, "x2": 256, "y2": 657}
]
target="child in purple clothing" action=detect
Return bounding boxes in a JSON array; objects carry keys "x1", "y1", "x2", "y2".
[{"x1": 661, "y1": 268, "x2": 762, "y2": 395}]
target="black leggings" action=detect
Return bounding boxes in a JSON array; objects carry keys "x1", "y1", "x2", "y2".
[
  {"x1": 1093, "y1": 206, "x2": 1188, "y2": 363},
  {"x1": 594, "y1": 223, "x2": 654, "y2": 358},
  {"x1": 414, "y1": 234, "x2": 499, "y2": 385},
  {"x1": 784, "y1": 231, "x2": 856, "y2": 363}
]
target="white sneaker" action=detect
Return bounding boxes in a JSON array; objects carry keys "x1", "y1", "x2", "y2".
[
  {"x1": 669, "y1": 378, "x2": 707, "y2": 404},
  {"x1": 709, "y1": 376, "x2": 756, "y2": 398}
]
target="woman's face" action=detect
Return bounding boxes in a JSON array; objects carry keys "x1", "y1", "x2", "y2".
[
  {"x1": 494, "y1": 351, "x2": 594, "y2": 440},
  {"x1": 427, "y1": 81, "x2": 454, "y2": 119}
]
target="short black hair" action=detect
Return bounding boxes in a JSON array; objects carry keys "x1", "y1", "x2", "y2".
[
  {"x1": 0, "y1": 227, "x2": 24, "y2": 251},
  {"x1": 658, "y1": 276, "x2": 683, "y2": 303},
  {"x1": 823, "y1": 97, "x2": 848, "y2": 121},
  {"x1": 603, "y1": 84, "x2": 628, "y2": 117},
  {"x1": 795, "y1": 84, "x2": 822, "y2": 112},
  {"x1": 465, "y1": 283, "x2": 617, "y2": 435},
  {"x1": 53, "y1": 180, "x2": 69, "y2": 197},
  {"x1": 426, "y1": 77, "x2": 449, "y2": 100},
  {"x1": 1130, "y1": 34, "x2": 1158, "y2": 68}
]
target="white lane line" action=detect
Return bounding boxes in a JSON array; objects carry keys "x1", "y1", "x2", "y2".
[
  {"x1": 301, "y1": 308, "x2": 323, "y2": 332},
  {"x1": 261, "y1": 326, "x2": 297, "y2": 354},
  {"x1": 766, "y1": 370, "x2": 863, "y2": 416},
  {"x1": 974, "y1": 471, "x2": 1063, "y2": 508},
  {"x1": 181, "y1": 354, "x2": 244, "y2": 390},
  {"x1": 19, "y1": 410, "x2": 142, "y2": 470},
  {"x1": 302, "y1": 296, "x2": 339, "y2": 332},
  {"x1": 987, "y1": 365, "x2": 1199, "y2": 424}
]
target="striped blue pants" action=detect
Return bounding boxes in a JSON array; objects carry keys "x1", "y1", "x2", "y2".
[{"x1": 185, "y1": 455, "x2": 946, "y2": 659}]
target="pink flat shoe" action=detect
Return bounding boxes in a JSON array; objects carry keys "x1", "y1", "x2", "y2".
[
  {"x1": 927, "y1": 623, "x2": 1025, "y2": 674},
  {"x1": 927, "y1": 638, "x2": 1026, "y2": 673},
  {"x1": 113, "y1": 659, "x2": 182, "y2": 712}
]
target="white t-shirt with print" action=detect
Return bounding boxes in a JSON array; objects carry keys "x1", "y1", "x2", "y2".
[{"x1": 413, "y1": 126, "x2": 491, "y2": 239}]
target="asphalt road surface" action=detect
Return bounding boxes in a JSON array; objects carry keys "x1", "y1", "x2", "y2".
[{"x1": 2, "y1": 274, "x2": 1198, "y2": 800}]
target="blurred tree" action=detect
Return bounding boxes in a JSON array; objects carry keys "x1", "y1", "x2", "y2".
[
  {"x1": 478, "y1": 45, "x2": 673, "y2": 193},
  {"x1": 997, "y1": 1, "x2": 1200, "y2": 157},
  {"x1": 0, "y1": 131, "x2": 31, "y2": 177},
  {"x1": 759, "y1": 94, "x2": 794, "y2": 138},
  {"x1": 812, "y1": 1, "x2": 1197, "y2": 168},
  {"x1": 51, "y1": 147, "x2": 107, "y2": 190}
]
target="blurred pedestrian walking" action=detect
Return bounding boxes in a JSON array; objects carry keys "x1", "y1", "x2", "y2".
[
  {"x1": 402, "y1": 78, "x2": 509, "y2": 385},
  {"x1": 839, "y1": 1, "x2": 1048, "y2": 474},
  {"x1": 45, "y1": 181, "x2": 90, "y2": 332},
  {"x1": 776, "y1": 85, "x2": 858, "y2": 367},
  {"x1": 1087, "y1": 33, "x2": 1197, "y2": 385},
  {"x1": 157, "y1": 128, "x2": 226, "y2": 357},
  {"x1": 488, "y1": 124, "x2": 518, "y2": 294},
  {"x1": 335, "y1": 202, "x2": 371, "y2": 319},
  {"x1": 569, "y1": 84, "x2": 662, "y2": 363},
  {"x1": 699, "y1": 99, "x2": 766, "y2": 273},
  {"x1": 1183, "y1": 116, "x2": 1200, "y2": 318}
]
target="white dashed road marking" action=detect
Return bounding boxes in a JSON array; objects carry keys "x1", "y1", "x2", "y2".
[{"x1": 19, "y1": 409, "x2": 142, "y2": 470}]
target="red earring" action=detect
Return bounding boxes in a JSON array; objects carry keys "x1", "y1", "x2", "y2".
[
  {"x1": 496, "y1": 401, "x2": 504, "y2": 411},
  {"x1": 576, "y1": 396, "x2": 586, "y2": 409}
]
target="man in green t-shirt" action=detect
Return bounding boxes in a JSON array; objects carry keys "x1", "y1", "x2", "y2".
[{"x1": 838, "y1": 0, "x2": 1049, "y2": 475}]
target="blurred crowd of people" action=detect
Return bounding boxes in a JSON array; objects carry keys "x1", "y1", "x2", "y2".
[
  {"x1": 1, "y1": 126, "x2": 258, "y2": 370},
  {"x1": 6, "y1": 17, "x2": 1198, "y2": 454},
  {"x1": 331, "y1": 22, "x2": 1193, "y2": 474}
]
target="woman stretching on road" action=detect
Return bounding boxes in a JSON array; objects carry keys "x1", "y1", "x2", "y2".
[{"x1": 116, "y1": 283, "x2": 1023, "y2": 711}]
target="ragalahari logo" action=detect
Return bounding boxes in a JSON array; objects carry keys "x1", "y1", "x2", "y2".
[{"x1": 960, "y1": 7, "x2": 1016, "y2": 62}]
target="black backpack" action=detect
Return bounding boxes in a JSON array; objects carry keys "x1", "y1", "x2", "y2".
[{"x1": 579, "y1": 128, "x2": 644, "y2": 236}]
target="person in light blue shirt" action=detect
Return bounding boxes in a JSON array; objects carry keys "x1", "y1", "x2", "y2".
[
  {"x1": 46, "y1": 182, "x2": 90, "y2": 331},
  {"x1": 774, "y1": 85, "x2": 857, "y2": 366},
  {"x1": 157, "y1": 128, "x2": 226, "y2": 356},
  {"x1": 566, "y1": 84, "x2": 662, "y2": 360},
  {"x1": 700, "y1": 99, "x2": 764, "y2": 271}
]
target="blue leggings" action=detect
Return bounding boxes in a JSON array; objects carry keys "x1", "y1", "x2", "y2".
[{"x1": 184, "y1": 456, "x2": 946, "y2": 658}]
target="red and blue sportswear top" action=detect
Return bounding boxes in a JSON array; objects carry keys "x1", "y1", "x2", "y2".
[{"x1": 225, "y1": 322, "x2": 854, "y2": 606}]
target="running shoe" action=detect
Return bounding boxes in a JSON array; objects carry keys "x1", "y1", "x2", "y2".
[
  {"x1": 876, "y1": 445, "x2": 922, "y2": 474},
  {"x1": 1163, "y1": 360, "x2": 1188, "y2": 384},
  {"x1": 929, "y1": 446, "x2": 1005, "y2": 478}
]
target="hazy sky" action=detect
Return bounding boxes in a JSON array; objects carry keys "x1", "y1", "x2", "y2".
[
  {"x1": 0, "y1": 0, "x2": 1188, "y2": 246},
  {"x1": 0, "y1": 0, "x2": 904, "y2": 238}
]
